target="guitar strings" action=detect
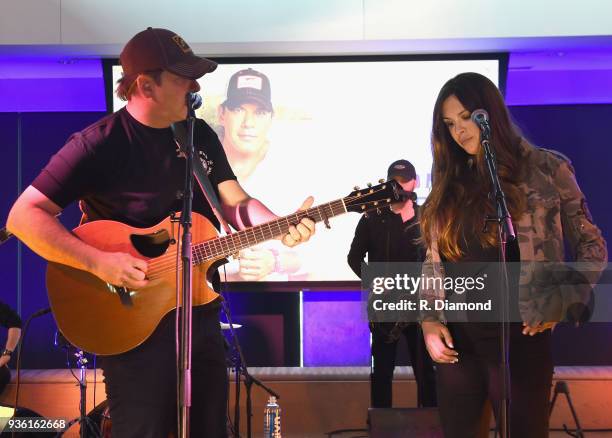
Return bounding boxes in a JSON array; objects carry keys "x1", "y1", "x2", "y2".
[{"x1": 144, "y1": 190, "x2": 390, "y2": 278}]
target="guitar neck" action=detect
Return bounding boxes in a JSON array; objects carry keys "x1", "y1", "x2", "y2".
[{"x1": 192, "y1": 199, "x2": 347, "y2": 264}]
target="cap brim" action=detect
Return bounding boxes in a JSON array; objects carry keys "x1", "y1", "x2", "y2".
[
  {"x1": 167, "y1": 54, "x2": 217, "y2": 79},
  {"x1": 223, "y1": 95, "x2": 273, "y2": 112},
  {"x1": 387, "y1": 171, "x2": 416, "y2": 181}
]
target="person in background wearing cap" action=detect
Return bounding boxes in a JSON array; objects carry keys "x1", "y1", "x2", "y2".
[
  {"x1": 0, "y1": 300, "x2": 21, "y2": 396},
  {"x1": 6, "y1": 28, "x2": 315, "y2": 437},
  {"x1": 347, "y1": 160, "x2": 437, "y2": 409},
  {"x1": 216, "y1": 68, "x2": 303, "y2": 281}
]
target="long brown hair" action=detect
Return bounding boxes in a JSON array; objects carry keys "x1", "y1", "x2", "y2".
[{"x1": 421, "y1": 72, "x2": 526, "y2": 261}]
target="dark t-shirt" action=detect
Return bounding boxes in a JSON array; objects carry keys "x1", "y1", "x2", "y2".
[{"x1": 32, "y1": 107, "x2": 236, "y2": 229}]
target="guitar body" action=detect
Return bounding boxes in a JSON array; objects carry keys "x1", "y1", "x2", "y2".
[
  {"x1": 45, "y1": 180, "x2": 401, "y2": 356},
  {"x1": 46, "y1": 212, "x2": 222, "y2": 356}
]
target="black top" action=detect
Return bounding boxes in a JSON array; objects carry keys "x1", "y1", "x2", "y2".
[
  {"x1": 442, "y1": 231, "x2": 521, "y2": 336},
  {"x1": 32, "y1": 107, "x2": 236, "y2": 229},
  {"x1": 442, "y1": 232, "x2": 520, "y2": 285},
  {"x1": 347, "y1": 207, "x2": 423, "y2": 278},
  {"x1": 0, "y1": 301, "x2": 21, "y2": 329}
]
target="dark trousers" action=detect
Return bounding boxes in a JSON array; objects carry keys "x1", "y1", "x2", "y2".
[
  {"x1": 370, "y1": 322, "x2": 437, "y2": 408},
  {"x1": 99, "y1": 305, "x2": 228, "y2": 438},
  {"x1": 436, "y1": 323, "x2": 553, "y2": 438}
]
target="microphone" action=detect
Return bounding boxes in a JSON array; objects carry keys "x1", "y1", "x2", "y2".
[
  {"x1": 471, "y1": 109, "x2": 490, "y2": 138},
  {"x1": 187, "y1": 92, "x2": 202, "y2": 111}
]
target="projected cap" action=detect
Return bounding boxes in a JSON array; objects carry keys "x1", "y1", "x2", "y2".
[
  {"x1": 387, "y1": 159, "x2": 417, "y2": 181},
  {"x1": 120, "y1": 27, "x2": 217, "y2": 79},
  {"x1": 223, "y1": 68, "x2": 273, "y2": 112}
]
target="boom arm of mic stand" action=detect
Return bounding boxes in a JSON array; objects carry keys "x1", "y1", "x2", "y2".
[{"x1": 244, "y1": 371, "x2": 279, "y2": 399}]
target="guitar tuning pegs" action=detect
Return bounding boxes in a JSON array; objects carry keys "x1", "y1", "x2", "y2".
[
  {"x1": 367, "y1": 182, "x2": 372, "y2": 187},
  {"x1": 378, "y1": 179, "x2": 385, "y2": 184},
  {"x1": 353, "y1": 185, "x2": 360, "y2": 190}
]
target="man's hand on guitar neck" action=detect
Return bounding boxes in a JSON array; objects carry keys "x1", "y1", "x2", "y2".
[
  {"x1": 92, "y1": 251, "x2": 149, "y2": 290},
  {"x1": 218, "y1": 179, "x2": 316, "y2": 247},
  {"x1": 280, "y1": 196, "x2": 316, "y2": 248}
]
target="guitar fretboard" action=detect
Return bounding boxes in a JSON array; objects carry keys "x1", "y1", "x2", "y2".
[{"x1": 192, "y1": 199, "x2": 347, "y2": 264}]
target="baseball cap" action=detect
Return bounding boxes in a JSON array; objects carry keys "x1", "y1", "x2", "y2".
[
  {"x1": 120, "y1": 27, "x2": 217, "y2": 79},
  {"x1": 223, "y1": 68, "x2": 273, "y2": 112},
  {"x1": 387, "y1": 159, "x2": 417, "y2": 181}
]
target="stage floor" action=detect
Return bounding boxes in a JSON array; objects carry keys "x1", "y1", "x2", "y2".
[{"x1": 1, "y1": 366, "x2": 611, "y2": 437}]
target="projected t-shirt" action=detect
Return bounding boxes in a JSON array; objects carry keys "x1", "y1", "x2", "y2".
[{"x1": 32, "y1": 107, "x2": 236, "y2": 229}]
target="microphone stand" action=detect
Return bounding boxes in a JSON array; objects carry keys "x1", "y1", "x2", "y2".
[
  {"x1": 220, "y1": 300, "x2": 279, "y2": 438},
  {"x1": 61, "y1": 350, "x2": 101, "y2": 438},
  {"x1": 178, "y1": 94, "x2": 198, "y2": 438},
  {"x1": 12, "y1": 307, "x2": 51, "y2": 438},
  {"x1": 480, "y1": 128, "x2": 516, "y2": 438}
]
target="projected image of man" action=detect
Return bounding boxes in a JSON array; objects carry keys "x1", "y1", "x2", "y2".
[
  {"x1": 217, "y1": 68, "x2": 303, "y2": 281},
  {"x1": 218, "y1": 68, "x2": 273, "y2": 182}
]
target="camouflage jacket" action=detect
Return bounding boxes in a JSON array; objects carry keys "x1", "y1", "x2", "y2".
[{"x1": 420, "y1": 141, "x2": 608, "y2": 324}]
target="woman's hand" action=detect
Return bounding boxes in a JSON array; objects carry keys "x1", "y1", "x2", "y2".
[
  {"x1": 422, "y1": 321, "x2": 459, "y2": 363},
  {"x1": 522, "y1": 321, "x2": 557, "y2": 336}
]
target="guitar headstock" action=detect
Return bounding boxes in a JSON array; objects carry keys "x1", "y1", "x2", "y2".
[{"x1": 344, "y1": 180, "x2": 403, "y2": 214}]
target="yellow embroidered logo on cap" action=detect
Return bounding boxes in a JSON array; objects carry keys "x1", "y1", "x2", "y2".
[{"x1": 172, "y1": 35, "x2": 192, "y2": 54}]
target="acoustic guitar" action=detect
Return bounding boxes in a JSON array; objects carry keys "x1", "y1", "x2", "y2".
[{"x1": 46, "y1": 180, "x2": 403, "y2": 355}]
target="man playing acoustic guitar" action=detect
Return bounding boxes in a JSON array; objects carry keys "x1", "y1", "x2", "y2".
[{"x1": 6, "y1": 27, "x2": 315, "y2": 437}]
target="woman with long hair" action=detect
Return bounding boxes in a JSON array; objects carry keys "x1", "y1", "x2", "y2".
[{"x1": 419, "y1": 72, "x2": 607, "y2": 437}]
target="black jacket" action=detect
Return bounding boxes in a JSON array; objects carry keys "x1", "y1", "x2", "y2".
[{"x1": 347, "y1": 206, "x2": 423, "y2": 278}]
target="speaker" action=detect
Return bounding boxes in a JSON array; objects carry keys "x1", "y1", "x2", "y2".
[{"x1": 368, "y1": 407, "x2": 443, "y2": 438}]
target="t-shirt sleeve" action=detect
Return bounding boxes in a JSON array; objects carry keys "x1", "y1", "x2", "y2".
[
  {"x1": 196, "y1": 119, "x2": 236, "y2": 186},
  {"x1": 31, "y1": 132, "x2": 98, "y2": 209}
]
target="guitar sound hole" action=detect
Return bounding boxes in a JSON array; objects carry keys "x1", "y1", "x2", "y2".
[{"x1": 130, "y1": 229, "x2": 171, "y2": 258}]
